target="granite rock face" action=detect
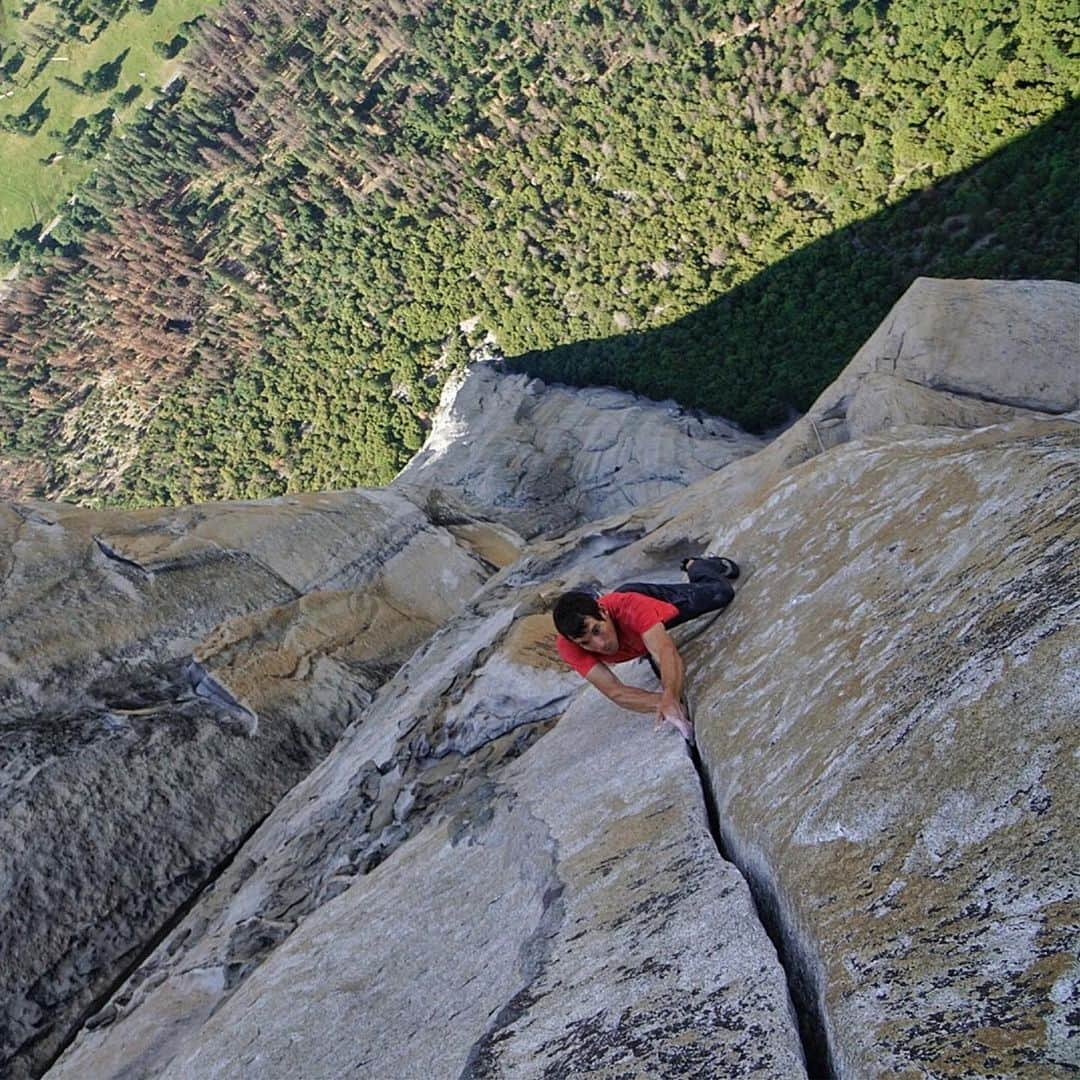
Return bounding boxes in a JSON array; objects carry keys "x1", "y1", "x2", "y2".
[
  {"x1": 157, "y1": 702, "x2": 807, "y2": 1079},
  {"x1": 1, "y1": 378, "x2": 755, "y2": 1078},
  {"x1": 49, "y1": 604, "x2": 807, "y2": 1079},
  {"x1": 4, "y1": 278, "x2": 1078, "y2": 1079},
  {"x1": 0, "y1": 490, "x2": 510, "y2": 1077},
  {"x1": 845, "y1": 276, "x2": 1079, "y2": 414},
  {"x1": 396, "y1": 361, "x2": 765, "y2": 538},
  {"x1": 0, "y1": 489, "x2": 503, "y2": 722},
  {"x1": 691, "y1": 418, "x2": 1078, "y2": 1076},
  {"x1": 598, "y1": 276, "x2": 1079, "y2": 549}
]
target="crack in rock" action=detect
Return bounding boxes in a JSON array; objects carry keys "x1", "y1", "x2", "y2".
[
  {"x1": 688, "y1": 741, "x2": 837, "y2": 1079},
  {"x1": 92, "y1": 536, "x2": 152, "y2": 576}
]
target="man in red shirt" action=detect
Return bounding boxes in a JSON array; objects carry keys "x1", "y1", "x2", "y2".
[{"x1": 553, "y1": 556, "x2": 740, "y2": 740}]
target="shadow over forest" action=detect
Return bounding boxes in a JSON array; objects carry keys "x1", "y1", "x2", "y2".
[{"x1": 510, "y1": 101, "x2": 1078, "y2": 432}]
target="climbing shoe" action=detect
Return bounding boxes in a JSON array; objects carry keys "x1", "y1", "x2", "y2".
[{"x1": 681, "y1": 555, "x2": 740, "y2": 580}]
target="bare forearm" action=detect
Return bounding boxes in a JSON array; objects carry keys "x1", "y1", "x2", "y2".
[
  {"x1": 609, "y1": 685, "x2": 664, "y2": 714},
  {"x1": 657, "y1": 646, "x2": 685, "y2": 704}
]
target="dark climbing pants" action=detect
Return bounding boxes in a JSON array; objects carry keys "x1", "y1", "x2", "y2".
[{"x1": 614, "y1": 558, "x2": 735, "y2": 631}]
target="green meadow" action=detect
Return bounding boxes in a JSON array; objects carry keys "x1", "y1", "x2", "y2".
[{"x1": 0, "y1": 0, "x2": 212, "y2": 253}]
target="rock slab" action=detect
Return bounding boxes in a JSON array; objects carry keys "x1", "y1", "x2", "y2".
[
  {"x1": 50, "y1": 639, "x2": 807, "y2": 1079},
  {"x1": 0, "y1": 489, "x2": 501, "y2": 1077},
  {"x1": 692, "y1": 419, "x2": 1079, "y2": 1077},
  {"x1": 2, "y1": 366, "x2": 759, "y2": 1078}
]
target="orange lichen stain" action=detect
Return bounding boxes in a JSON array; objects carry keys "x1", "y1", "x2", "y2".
[
  {"x1": 1021, "y1": 943, "x2": 1075, "y2": 1000},
  {"x1": 972, "y1": 1022, "x2": 1045, "y2": 1051},
  {"x1": 503, "y1": 612, "x2": 564, "y2": 670},
  {"x1": 447, "y1": 523, "x2": 523, "y2": 568},
  {"x1": 193, "y1": 588, "x2": 436, "y2": 710},
  {"x1": 1039, "y1": 900, "x2": 1079, "y2": 934},
  {"x1": 670, "y1": 1030, "x2": 702, "y2": 1046},
  {"x1": 562, "y1": 803, "x2": 693, "y2": 925}
]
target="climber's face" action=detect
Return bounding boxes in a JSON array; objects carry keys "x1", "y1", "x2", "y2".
[{"x1": 572, "y1": 611, "x2": 619, "y2": 655}]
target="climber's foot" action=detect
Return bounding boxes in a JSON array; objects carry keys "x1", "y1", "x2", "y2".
[{"x1": 681, "y1": 555, "x2": 740, "y2": 580}]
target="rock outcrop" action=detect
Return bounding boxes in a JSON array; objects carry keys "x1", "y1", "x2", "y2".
[
  {"x1": 688, "y1": 417, "x2": 1077, "y2": 1075},
  {"x1": 2, "y1": 278, "x2": 1077, "y2": 1079},
  {"x1": 48, "y1": 639, "x2": 809, "y2": 1078},
  {"x1": 397, "y1": 361, "x2": 765, "y2": 538}
]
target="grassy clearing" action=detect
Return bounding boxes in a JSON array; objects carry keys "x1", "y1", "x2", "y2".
[{"x1": 0, "y1": 0, "x2": 214, "y2": 244}]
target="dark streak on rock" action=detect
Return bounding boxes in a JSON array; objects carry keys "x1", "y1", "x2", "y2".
[
  {"x1": 533, "y1": 986, "x2": 785, "y2": 1078},
  {"x1": 457, "y1": 879, "x2": 566, "y2": 1078},
  {"x1": 38, "y1": 809, "x2": 273, "y2": 1077},
  {"x1": 922, "y1": 377, "x2": 1078, "y2": 415},
  {"x1": 503, "y1": 524, "x2": 647, "y2": 589}
]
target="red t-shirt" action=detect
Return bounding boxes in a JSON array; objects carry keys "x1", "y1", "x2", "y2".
[{"x1": 556, "y1": 591, "x2": 679, "y2": 677}]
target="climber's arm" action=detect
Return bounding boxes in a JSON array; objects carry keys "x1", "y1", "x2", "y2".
[
  {"x1": 642, "y1": 623, "x2": 687, "y2": 724},
  {"x1": 585, "y1": 662, "x2": 663, "y2": 714}
]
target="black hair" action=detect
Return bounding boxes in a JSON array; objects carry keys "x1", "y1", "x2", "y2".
[{"x1": 552, "y1": 591, "x2": 603, "y2": 639}]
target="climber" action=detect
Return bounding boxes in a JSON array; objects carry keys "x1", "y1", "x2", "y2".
[{"x1": 552, "y1": 556, "x2": 740, "y2": 741}]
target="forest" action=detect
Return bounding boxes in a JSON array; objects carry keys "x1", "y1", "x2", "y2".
[{"x1": 0, "y1": 0, "x2": 1076, "y2": 506}]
